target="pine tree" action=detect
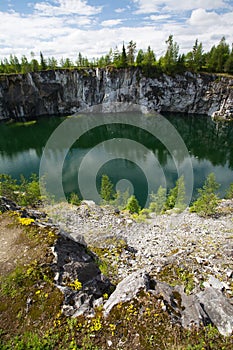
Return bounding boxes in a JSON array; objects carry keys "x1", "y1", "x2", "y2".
[
  {"x1": 149, "y1": 186, "x2": 167, "y2": 214},
  {"x1": 164, "y1": 175, "x2": 186, "y2": 211},
  {"x1": 126, "y1": 195, "x2": 140, "y2": 214},
  {"x1": 120, "y1": 43, "x2": 128, "y2": 68},
  {"x1": 40, "y1": 51, "x2": 47, "y2": 70},
  {"x1": 127, "y1": 40, "x2": 136, "y2": 65},
  {"x1": 190, "y1": 173, "x2": 220, "y2": 216},
  {"x1": 100, "y1": 175, "x2": 115, "y2": 202}
]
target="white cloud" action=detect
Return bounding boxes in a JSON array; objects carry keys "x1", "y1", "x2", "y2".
[
  {"x1": 115, "y1": 8, "x2": 126, "y2": 13},
  {"x1": 149, "y1": 14, "x2": 171, "y2": 21},
  {"x1": 101, "y1": 19, "x2": 123, "y2": 27},
  {"x1": 132, "y1": 0, "x2": 160, "y2": 14},
  {"x1": 188, "y1": 8, "x2": 220, "y2": 26},
  {"x1": 132, "y1": 0, "x2": 229, "y2": 13},
  {"x1": 0, "y1": 1, "x2": 233, "y2": 62},
  {"x1": 34, "y1": 0, "x2": 102, "y2": 16}
]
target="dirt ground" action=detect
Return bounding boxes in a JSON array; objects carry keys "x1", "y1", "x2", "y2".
[{"x1": 0, "y1": 213, "x2": 38, "y2": 276}]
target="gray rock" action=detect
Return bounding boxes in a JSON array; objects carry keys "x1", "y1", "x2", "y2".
[
  {"x1": 174, "y1": 285, "x2": 210, "y2": 328},
  {"x1": 197, "y1": 287, "x2": 233, "y2": 336},
  {"x1": 0, "y1": 69, "x2": 233, "y2": 120},
  {"x1": 203, "y1": 275, "x2": 225, "y2": 291},
  {"x1": 103, "y1": 270, "x2": 150, "y2": 317}
]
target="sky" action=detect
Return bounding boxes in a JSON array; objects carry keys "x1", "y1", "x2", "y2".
[{"x1": 0, "y1": 0, "x2": 233, "y2": 61}]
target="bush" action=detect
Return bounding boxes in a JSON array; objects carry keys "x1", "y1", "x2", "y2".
[
  {"x1": 100, "y1": 175, "x2": 115, "y2": 202},
  {"x1": 190, "y1": 173, "x2": 220, "y2": 216},
  {"x1": 149, "y1": 186, "x2": 167, "y2": 214},
  {"x1": 225, "y1": 183, "x2": 233, "y2": 199},
  {"x1": 164, "y1": 175, "x2": 186, "y2": 212},
  {"x1": 69, "y1": 192, "x2": 81, "y2": 206},
  {"x1": 18, "y1": 174, "x2": 42, "y2": 206},
  {"x1": 0, "y1": 173, "x2": 44, "y2": 207},
  {"x1": 112, "y1": 189, "x2": 131, "y2": 210},
  {"x1": 0, "y1": 174, "x2": 19, "y2": 201},
  {"x1": 126, "y1": 195, "x2": 141, "y2": 214}
]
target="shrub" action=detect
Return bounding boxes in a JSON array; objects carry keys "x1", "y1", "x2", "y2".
[
  {"x1": 190, "y1": 173, "x2": 220, "y2": 216},
  {"x1": 164, "y1": 175, "x2": 186, "y2": 212},
  {"x1": 100, "y1": 175, "x2": 115, "y2": 202},
  {"x1": 113, "y1": 189, "x2": 131, "y2": 210},
  {"x1": 69, "y1": 192, "x2": 81, "y2": 206},
  {"x1": 126, "y1": 195, "x2": 141, "y2": 214},
  {"x1": 149, "y1": 186, "x2": 167, "y2": 214},
  {"x1": 225, "y1": 183, "x2": 233, "y2": 199},
  {"x1": 0, "y1": 173, "x2": 43, "y2": 207}
]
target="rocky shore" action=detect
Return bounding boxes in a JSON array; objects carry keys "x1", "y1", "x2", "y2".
[{"x1": 1, "y1": 196, "x2": 233, "y2": 338}]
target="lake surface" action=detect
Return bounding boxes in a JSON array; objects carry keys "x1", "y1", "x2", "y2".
[{"x1": 0, "y1": 113, "x2": 233, "y2": 207}]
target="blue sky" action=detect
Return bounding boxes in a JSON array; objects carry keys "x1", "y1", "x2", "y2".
[{"x1": 0, "y1": 0, "x2": 233, "y2": 61}]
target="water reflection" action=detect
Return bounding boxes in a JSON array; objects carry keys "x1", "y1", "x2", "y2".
[{"x1": 0, "y1": 113, "x2": 233, "y2": 204}]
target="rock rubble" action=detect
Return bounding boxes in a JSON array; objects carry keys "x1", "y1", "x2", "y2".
[
  {"x1": 45, "y1": 200, "x2": 233, "y2": 336},
  {"x1": 1, "y1": 196, "x2": 233, "y2": 336}
]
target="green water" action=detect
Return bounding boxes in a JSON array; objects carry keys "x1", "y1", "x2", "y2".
[{"x1": 0, "y1": 113, "x2": 233, "y2": 206}]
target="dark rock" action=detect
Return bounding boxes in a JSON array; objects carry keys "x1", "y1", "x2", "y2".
[
  {"x1": 53, "y1": 234, "x2": 113, "y2": 317},
  {"x1": 0, "y1": 196, "x2": 20, "y2": 212}
]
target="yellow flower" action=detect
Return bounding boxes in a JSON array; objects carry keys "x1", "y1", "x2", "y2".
[
  {"x1": 18, "y1": 217, "x2": 35, "y2": 226},
  {"x1": 68, "y1": 279, "x2": 82, "y2": 291},
  {"x1": 103, "y1": 293, "x2": 108, "y2": 300},
  {"x1": 109, "y1": 323, "x2": 116, "y2": 336},
  {"x1": 90, "y1": 317, "x2": 102, "y2": 332}
]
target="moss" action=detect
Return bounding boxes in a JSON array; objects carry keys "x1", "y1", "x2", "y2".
[
  {"x1": 1, "y1": 213, "x2": 233, "y2": 349},
  {"x1": 156, "y1": 264, "x2": 195, "y2": 294}
]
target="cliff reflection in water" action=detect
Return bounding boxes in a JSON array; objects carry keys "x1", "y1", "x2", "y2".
[{"x1": 0, "y1": 113, "x2": 233, "y2": 204}]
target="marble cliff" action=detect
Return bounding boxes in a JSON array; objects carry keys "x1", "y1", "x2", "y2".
[{"x1": 0, "y1": 68, "x2": 232, "y2": 120}]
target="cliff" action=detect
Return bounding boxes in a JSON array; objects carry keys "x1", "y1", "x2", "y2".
[{"x1": 0, "y1": 68, "x2": 233, "y2": 120}]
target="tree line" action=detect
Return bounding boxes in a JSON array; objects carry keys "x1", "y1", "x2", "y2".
[
  {"x1": 1, "y1": 172, "x2": 232, "y2": 218},
  {"x1": 0, "y1": 35, "x2": 233, "y2": 76}
]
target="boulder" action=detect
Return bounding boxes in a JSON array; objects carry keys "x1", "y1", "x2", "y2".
[
  {"x1": 197, "y1": 287, "x2": 233, "y2": 336},
  {"x1": 103, "y1": 270, "x2": 150, "y2": 316}
]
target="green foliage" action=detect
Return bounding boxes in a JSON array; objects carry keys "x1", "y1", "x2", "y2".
[
  {"x1": 0, "y1": 173, "x2": 43, "y2": 206},
  {"x1": 164, "y1": 175, "x2": 186, "y2": 212},
  {"x1": 149, "y1": 186, "x2": 167, "y2": 214},
  {"x1": 1, "y1": 36, "x2": 233, "y2": 75},
  {"x1": 127, "y1": 40, "x2": 136, "y2": 65},
  {"x1": 0, "y1": 174, "x2": 19, "y2": 201},
  {"x1": 100, "y1": 174, "x2": 115, "y2": 202},
  {"x1": 68, "y1": 192, "x2": 81, "y2": 206},
  {"x1": 205, "y1": 37, "x2": 230, "y2": 73},
  {"x1": 190, "y1": 173, "x2": 220, "y2": 216},
  {"x1": 126, "y1": 195, "x2": 141, "y2": 214},
  {"x1": 113, "y1": 189, "x2": 131, "y2": 210},
  {"x1": 185, "y1": 39, "x2": 204, "y2": 72},
  {"x1": 225, "y1": 183, "x2": 233, "y2": 199},
  {"x1": 18, "y1": 174, "x2": 42, "y2": 206},
  {"x1": 160, "y1": 35, "x2": 183, "y2": 74}
]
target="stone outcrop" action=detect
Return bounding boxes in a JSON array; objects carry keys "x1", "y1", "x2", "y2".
[
  {"x1": 0, "y1": 68, "x2": 233, "y2": 120},
  {"x1": 1, "y1": 197, "x2": 233, "y2": 336},
  {"x1": 103, "y1": 270, "x2": 233, "y2": 336}
]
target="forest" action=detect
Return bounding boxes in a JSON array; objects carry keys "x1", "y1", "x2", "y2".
[{"x1": 0, "y1": 35, "x2": 233, "y2": 75}]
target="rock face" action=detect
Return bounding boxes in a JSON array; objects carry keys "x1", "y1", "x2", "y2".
[{"x1": 0, "y1": 68, "x2": 233, "y2": 120}]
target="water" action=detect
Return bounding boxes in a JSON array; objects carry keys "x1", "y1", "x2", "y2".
[{"x1": 0, "y1": 113, "x2": 233, "y2": 207}]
